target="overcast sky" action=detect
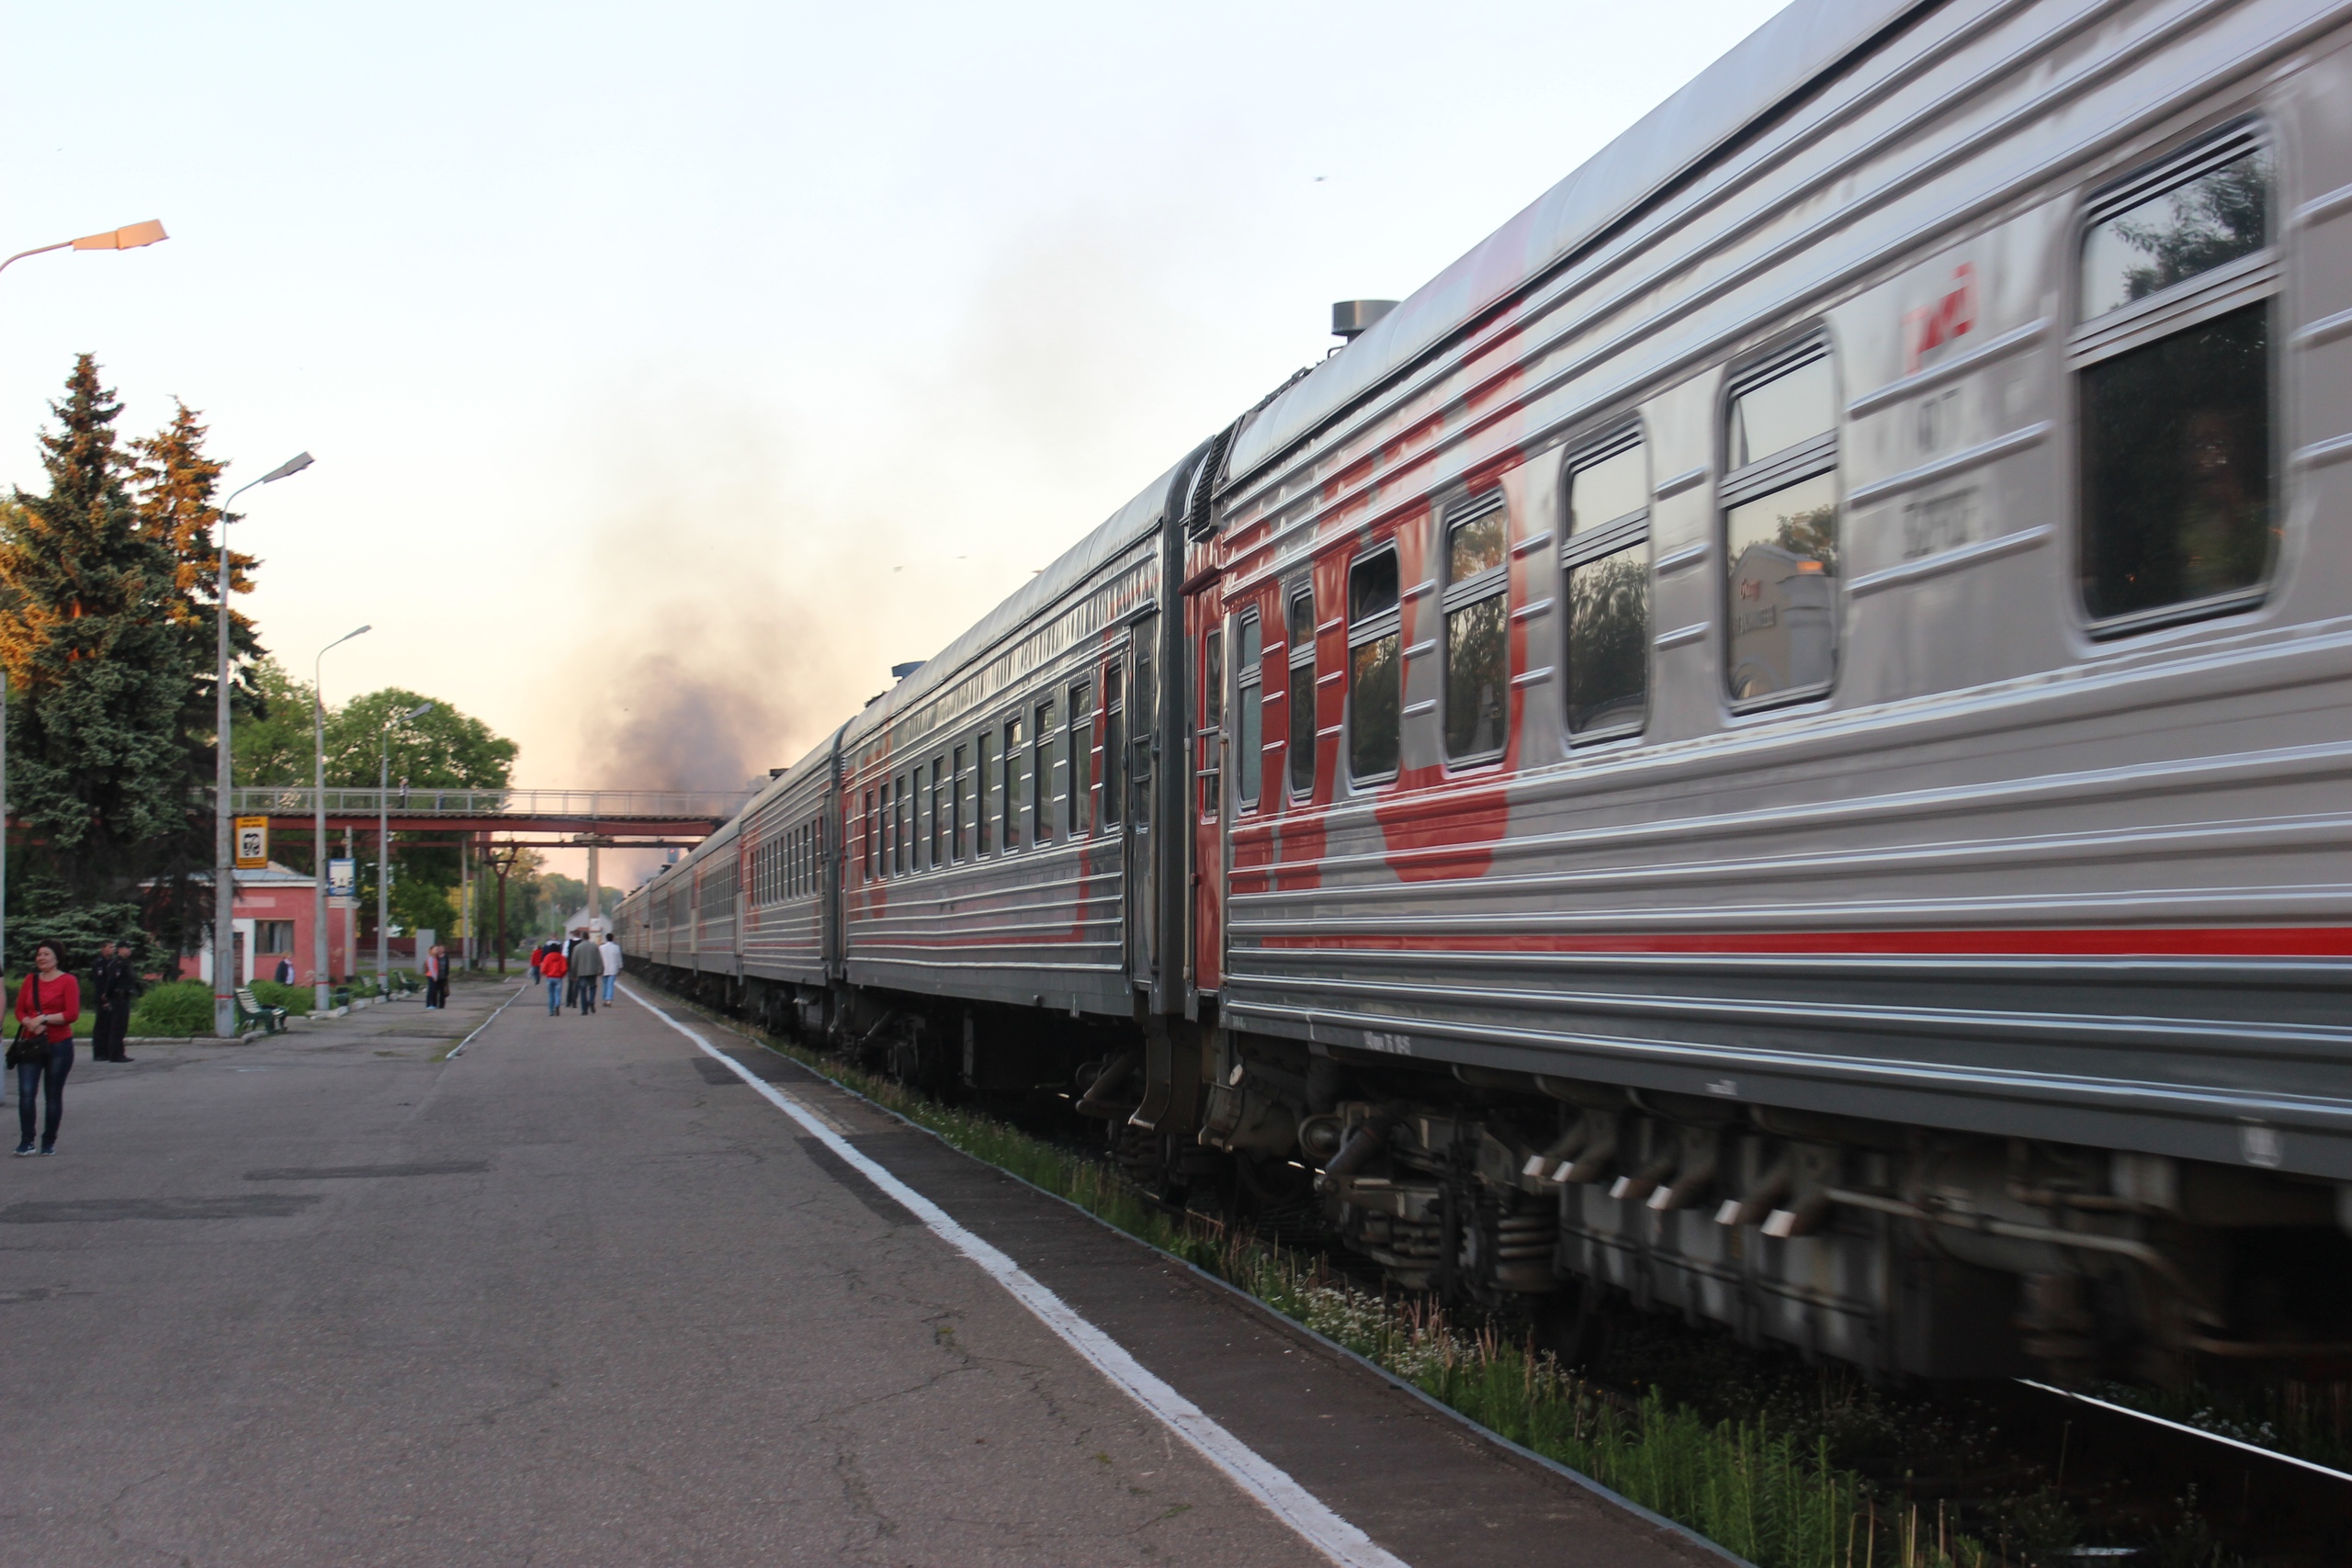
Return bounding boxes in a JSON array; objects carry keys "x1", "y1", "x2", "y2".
[{"x1": 4, "y1": 0, "x2": 1782, "y2": 883}]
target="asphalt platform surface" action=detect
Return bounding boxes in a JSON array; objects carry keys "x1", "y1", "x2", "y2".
[{"x1": 0, "y1": 975, "x2": 1718, "y2": 1568}]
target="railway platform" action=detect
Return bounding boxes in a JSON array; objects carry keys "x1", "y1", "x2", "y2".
[{"x1": 0, "y1": 976, "x2": 1720, "y2": 1567}]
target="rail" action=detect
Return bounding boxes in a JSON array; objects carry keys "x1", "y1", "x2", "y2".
[{"x1": 225, "y1": 786, "x2": 755, "y2": 820}]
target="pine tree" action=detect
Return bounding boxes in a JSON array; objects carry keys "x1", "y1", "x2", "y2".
[
  {"x1": 0, "y1": 355, "x2": 211, "y2": 944},
  {"x1": 131, "y1": 399, "x2": 263, "y2": 657}
]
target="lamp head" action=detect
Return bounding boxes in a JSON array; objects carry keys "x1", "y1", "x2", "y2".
[
  {"x1": 405, "y1": 702, "x2": 434, "y2": 720},
  {"x1": 70, "y1": 220, "x2": 167, "y2": 252},
  {"x1": 260, "y1": 452, "x2": 314, "y2": 484}
]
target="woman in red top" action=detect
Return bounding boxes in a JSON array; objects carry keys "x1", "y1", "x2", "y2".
[{"x1": 16, "y1": 940, "x2": 80, "y2": 1156}]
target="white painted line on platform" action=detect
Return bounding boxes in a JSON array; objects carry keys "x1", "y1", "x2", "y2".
[
  {"x1": 620, "y1": 983, "x2": 1409, "y2": 1568},
  {"x1": 446, "y1": 981, "x2": 531, "y2": 1059}
]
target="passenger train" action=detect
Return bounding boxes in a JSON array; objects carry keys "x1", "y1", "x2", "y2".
[{"x1": 621, "y1": 0, "x2": 2352, "y2": 1382}]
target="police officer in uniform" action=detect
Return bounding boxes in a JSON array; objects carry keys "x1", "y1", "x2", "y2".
[{"x1": 90, "y1": 940, "x2": 136, "y2": 1064}]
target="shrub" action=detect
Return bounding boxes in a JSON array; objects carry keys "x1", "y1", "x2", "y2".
[
  {"x1": 252, "y1": 979, "x2": 310, "y2": 1013},
  {"x1": 128, "y1": 979, "x2": 215, "y2": 1037}
]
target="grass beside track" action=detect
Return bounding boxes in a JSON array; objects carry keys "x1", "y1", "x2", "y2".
[{"x1": 675, "y1": 998, "x2": 1996, "y2": 1568}]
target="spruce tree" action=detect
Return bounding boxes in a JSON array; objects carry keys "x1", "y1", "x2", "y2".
[{"x1": 0, "y1": 355, "x2": 211, "y2": 948}]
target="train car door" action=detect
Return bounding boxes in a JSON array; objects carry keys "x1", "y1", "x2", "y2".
[
  {"x1": 1185, "y1": 582, "x2": 1225, "y2": 1001},
  {"x1": 1125, "y1": 616, "x2": 1158, "y2": 990}
]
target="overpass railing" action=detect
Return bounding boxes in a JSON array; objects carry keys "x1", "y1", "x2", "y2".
[{"x1": 227, "y1": 786, "x2": 756, "y2": 820}]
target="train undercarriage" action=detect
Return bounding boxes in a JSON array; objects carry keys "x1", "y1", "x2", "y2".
[{"x1": 640, "y1": 962, "x2": 2352, "y2": 1389}]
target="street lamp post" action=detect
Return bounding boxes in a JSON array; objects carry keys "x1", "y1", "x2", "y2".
[
  {"x1": 1, "y1": 217, "x2": 166, "y2": 997},
  {"x1": 211, "y1": 453, "x2": 315, "y2": 1038},
  {"x1": 312, "y1": 626, "x2": 369, "y2": 1013},
  {"x1": 0, "y1": 219, "x2": 168, "y2": 278},
  {"x1": 378, "y1": 703, "x2": 432, "y2": 992}
]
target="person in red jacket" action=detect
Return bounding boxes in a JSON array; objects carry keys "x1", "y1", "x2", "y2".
[
  {"x1": 15, "y1": 941, "x2": 81, "y2": 1156},
  {"x1": 538, "y1": 942, "x2": 567, "y2": 1017}
]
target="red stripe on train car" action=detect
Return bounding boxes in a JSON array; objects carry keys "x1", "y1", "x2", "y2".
[{"x1": 1250, "y1": 928, "x2": 2352, "y2": 958}]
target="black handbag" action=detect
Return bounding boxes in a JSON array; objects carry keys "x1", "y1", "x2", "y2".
[{"x1": 6, "y1": 975, "x2": 42, "y2": 1069}]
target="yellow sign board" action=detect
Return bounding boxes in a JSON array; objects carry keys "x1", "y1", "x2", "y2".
[{"x1": 233, "y1": 816, "x2": 269, "y2": 870}]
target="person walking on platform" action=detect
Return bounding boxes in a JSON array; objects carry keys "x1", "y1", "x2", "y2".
[
  {"x1": 597, "y1": 932, "x2": 622, "y2": 1009},
  {"x1": 538, "y1": 942, "x2": 566, "y2": 1016},
  {"x1": 12, "y1": 942, "x2": 80, "y2": 1156},
  {"x1": 424, "y1": 943, "x2": 448, "y2": 1010},
  {"x1": 570, "y1": 930, "x2": 602, "y2": 1016},
  {"x1": 90, "y1": 940, "x2": 135, "y2": 1064}
]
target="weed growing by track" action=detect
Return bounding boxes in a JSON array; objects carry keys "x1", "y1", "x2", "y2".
[{"x1": 729, "y1": 1020, "x2": 1998, "y2": 1568}]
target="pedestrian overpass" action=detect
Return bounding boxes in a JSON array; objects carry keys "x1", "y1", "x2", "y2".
[{"x1": 226, "y1": 786, "x2": 751, "y2": 848}]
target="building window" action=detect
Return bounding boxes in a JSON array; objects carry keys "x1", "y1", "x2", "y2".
[
  {"x1": 1722, "y1": 343, "x2": 1839, "y2": 705},
  {"x1": 1563, "y1": 435, "x2": 1649, "y2": 739},
  {"x1": 1347, "y1": 550, "x2": 1401, "y2": 782},
  {"x1": 1441, "y1": 496, "x2": 1509, "y2": 761},
  {"x1": 2075, "y1": 129, "x2": 2275, "y2": 630},
  {"x1": 256, "y1": 919, "x2": 294, "y2": 954},
  {"x1": 1286, "y1": 586, "x2": 1316, "y2": 797},
  {"x1": 1235, "y1": 612, "x2": 1262, "y2": 807},
  {"x1": 1199, "y1": 630, "x2": 1222, "y2": 817}
]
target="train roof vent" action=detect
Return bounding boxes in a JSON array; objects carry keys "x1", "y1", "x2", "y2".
[
  {"x1": 1331, "y1": 299, "x2": 1397, "y2": 341},
  {"x1": 889, "y1": 660, "x2": 925, "y2": 681}
]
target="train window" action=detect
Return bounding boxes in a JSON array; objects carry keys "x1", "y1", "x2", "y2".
[
  {"x1": 911, "y1": 768, "x2": 927, "y2": 873},
  {"x1": 1722, "y1": 342, "x2": 1839, "y2": 705},
  {"x1": 1069, "y1": 682, "x2": 1092, "y2": 836},
  {"x1": 864, "y1": 789, "x2": 876, "y2": 880},
  {"x1": 977, "y1": 731, "x2": 997, "y2": 855},
  {"x1": 880, "y1": 780, "x2": 893, "y2": 878},
  {"x1": 930, "y1": 757, "x2": 946, "y2": 868},
  {"x1": 2075, "y1": 130, "x2": 2274, "y2": 631},
  {"x1": 1035, "y1": 699, "x2": 1057, "y2": 841},
  {"x1": 1565, "y1": 434, "x2": 1650, "y2": 739},
  {"x1": 1131, "y1": 653, "x2": 1152, "y2": 831},
  {"x1": 1347, "y1": 550, "x2": 1401, "y2": 782},
  {"x1": 951, "y1": 745, "x2": 967, "y2": 861},
  {"x1": 1442, "y1": 496, "x2": 1509, "y2": 761},
  {"x1": 895, "y1": 773, "x2": 910, "y2": 875},
  {"x1": 1235, "y1": 612, "x2": 1262, "y2": 807},
  {"x1": 1102, "y1": 664, "x2": 1124, "y2": 829},
  {"x1": 1199, "y1": 631, "x2": 1222, "y2": 817},
  {"x1": 1003, "y1": 715, "x2": 1024, "y2": 851},
  {"x1": 1286, "y1": 584, "x2": 1315, "y2": 797}
]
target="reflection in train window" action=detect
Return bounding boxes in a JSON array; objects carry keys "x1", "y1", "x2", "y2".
[
  {"x1": 1235, "y1": 612, "x2": 1262, "y2": 807},
  {"x1": 1727, "y1": 356, "x2": 1835, "y2": 468},
  {"x1": 1069, "y1": 682, "x2": 1092, "y2": 836},
  {"x1": 1035, "y1": 699, "x2": 1058, "y2": 842},
  {"x1": 1347, "y1": 549, "x2": 1401, "y2": 782},
  {"x1": 2081, "y1": 146, "x2": 2269, "y2": 319},
  {"x1": 2076, "y1": 132, "x2": 2274, "y2": 630},
  {"x1": 1286, "y1": 584, "x2": 1315, "y2": 798},
  {"x1": 1003, "y1": 716, "x2": 1024, "y2": 851},
  {"x1": 1442, "y1": 498, "x2": 1508, "y2": 761},
  {"x1": 951, "y1": 745, "x2": 967, "y2": 861},
  {"x1": 1199, "y1": 631, "x2": 1222, "y2": 817},
  {"x1": 1102, "y1": 665, "x2": 1124, "y2": 829},
  {"x1": 1722, "y1": 345, "x2": 1838, "y2": 705},
  {"x1": 931, "y1": 757, "x2": 946, "y2": 867},
  {"x1": 1565, "y1": 435, "x2": 1649, "y2": 739},
  {"x1": 977, "y1": 731, "x2": 998, "y2": 855}
]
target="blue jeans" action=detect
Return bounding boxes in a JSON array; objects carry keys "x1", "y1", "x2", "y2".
[
  {"x1": 17, "y1": 1037, "x2": 72, "y2": 1148},
  {"x1": 600, "y1": 974, "x2": 616, "y2": 1005},
  {"x1": 547, "y1": 977, "x2": 563, "y2": 1014}
]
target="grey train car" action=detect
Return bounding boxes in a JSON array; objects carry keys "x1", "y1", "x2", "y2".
[{"x1": 620, "y1": 0, "x2": 2352, "y2": 1384}]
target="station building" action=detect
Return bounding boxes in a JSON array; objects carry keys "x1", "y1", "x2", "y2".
[{"x1": 181, "y1": 864, "x2": 357, "y2": 987}]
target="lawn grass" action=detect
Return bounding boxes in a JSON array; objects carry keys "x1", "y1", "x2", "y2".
[{"x1": 696, "y1": 1005, "x2": 1995, "y2": 1568}]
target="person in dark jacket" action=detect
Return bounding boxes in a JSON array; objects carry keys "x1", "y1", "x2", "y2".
[
  {"x1": 89, "y1": 941, "x2": 136, "y2": 1064},
  {"x1": 568, "y1": 930, "x2": 601, "y2": 1015},
  {"x1": 15, "y1": 941, "x2": 80, "y2": 1156}
]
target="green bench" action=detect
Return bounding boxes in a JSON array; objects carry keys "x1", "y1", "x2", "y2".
[{"x1": 233, "y1": 987, "x2": 288, "y2": 1035}]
